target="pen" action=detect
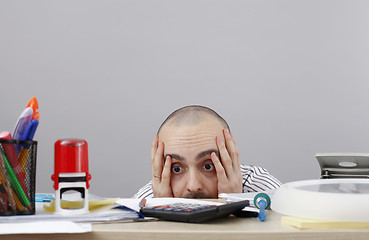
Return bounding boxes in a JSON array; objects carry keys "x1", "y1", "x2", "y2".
[
  {"x1": 13, "y1": 107, "x2": 33, "y2": 142},
  {"x1": 0, "y1": 132, "x2": 29, "y2": 199},
  {"x1": 20, "y1": 119, "x2": 39, "y2": 142},
  {"x1": 15, "y1": 97, "x2": 39, "y2": 152},
  {"x1": 0, "y1": 170, "x2": 26, "y2": 211},
  {"x1": 0, "y1": 152, "x2": 16, "y2": 211},
  {"x1": 11, "y1": 188, "x2": 27, "y2": 211},
  {"x1": 0, "y1": 182, "x2": 8, "y2": 213},
  {"x1": 18, "y1": 149, "x2": 29, "y2": 174},
  {"x1": 1, "y1": 151, "x2": 31, "y2": 209},
  {"x1": 0, "y1": 161, "x2": 28, "y2": 212},
  {"x1": 18, "y1": 120, "x2": 39, "y2": 170}
]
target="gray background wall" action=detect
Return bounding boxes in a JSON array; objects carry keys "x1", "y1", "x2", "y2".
[{"x1": 1, "y1": 0, "x2": 369, "y2": 197}]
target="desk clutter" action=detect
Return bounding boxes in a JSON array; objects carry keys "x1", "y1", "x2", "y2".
[
  {"x1": 0, "y1": 137, "x2": 37, "y2": 215},
  {"x1": 0, "y1": 97, "x2": 39, "y2": 215},
  {"x1": 272, "y1": 178, "x2": 369, "y2": 228},
  {"x1": 271, "y1": 153, "x2": 369, "y2": 229},
  {"x1": 2, "y1": 97, "x2": 369, "y2": 236}
]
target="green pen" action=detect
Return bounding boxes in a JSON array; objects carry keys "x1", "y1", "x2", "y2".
[{"x1": 1, "y1": 152, "x2": 31, "y2": 208}]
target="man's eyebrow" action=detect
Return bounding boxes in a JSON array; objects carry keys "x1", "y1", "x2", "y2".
[
  {"x1": 196, "y1": 149, "x2": 219, "y2": 161},
  {"x1": 165, "y1": 150, "x2": 219, "y2": 162},
  {"x1": 165, "y1": 153, "x2": 185, "y2": 161}
]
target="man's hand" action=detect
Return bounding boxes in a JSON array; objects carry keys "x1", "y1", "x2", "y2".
[
  {"x1": 151, "y1": 135, "x2": 173, "y2": 197},
  {"x1": 211, "y1": 129, "x2": 243, "y2": 194}
]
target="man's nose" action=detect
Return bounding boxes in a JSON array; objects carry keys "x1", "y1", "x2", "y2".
[{"x1": 186, "y1": 170, "x2": 203, "y2": 192}]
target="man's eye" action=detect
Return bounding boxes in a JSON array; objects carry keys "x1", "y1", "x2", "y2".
[
  {"x1": 171, "y1": 165, "x2": 183, "y2": 174},
  {"x1": 203, "y1": 163, "x2": 215, "y2": 171}
]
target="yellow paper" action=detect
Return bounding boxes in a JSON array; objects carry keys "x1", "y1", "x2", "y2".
[
  {"x1": 282, "y1": 215, "x2": 369, "y2": 229},
  {"x1": 43, "y1": 198, "x2": 119, "y2": 212}
]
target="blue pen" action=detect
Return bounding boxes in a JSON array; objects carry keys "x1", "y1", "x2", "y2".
[
  {"x1": 27, "y1": 119, "x2": 39, "y2": 141},
  {"x1": 17, "y1": 119, "x2": 38, "y2": 154},
  {"x1": 22, "y1": 119, "x2": 39, "y2": 141},
  {"x1": 18, "y1": 119, "x2": 39, "y2": 170}
]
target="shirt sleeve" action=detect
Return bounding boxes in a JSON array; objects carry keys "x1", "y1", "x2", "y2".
[
  {"x1": 241, "y1": 164, "x2": 282, "y2": 192},
  {"x1": 133, "y1": 181, "x2": 154, "y2": 199}
]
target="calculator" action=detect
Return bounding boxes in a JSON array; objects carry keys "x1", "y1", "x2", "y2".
[{"x1": 140, "y1": 200, "x2": 250, "y2": 223}]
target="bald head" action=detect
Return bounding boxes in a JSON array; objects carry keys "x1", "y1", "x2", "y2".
[{"x1": 157, "y1": 105, "x2": 230, "y2": 135}]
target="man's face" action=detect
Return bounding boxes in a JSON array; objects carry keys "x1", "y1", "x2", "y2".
[{"x1": 158, "y1": 119, "x2": 224, "y2": 198}]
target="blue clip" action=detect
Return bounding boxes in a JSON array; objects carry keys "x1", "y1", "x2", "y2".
[{"x1": 35, "y1": 194, "x2": 55, "y2": 202}]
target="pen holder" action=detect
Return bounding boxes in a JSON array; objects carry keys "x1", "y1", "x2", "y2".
[{"x1": 0, "y1": 139, "x2": 37, "y2": 216}]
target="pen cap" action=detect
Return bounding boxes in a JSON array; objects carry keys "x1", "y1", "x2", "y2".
[{"x1": 52, "y1": 139, "x2": 91, "y2": 190}]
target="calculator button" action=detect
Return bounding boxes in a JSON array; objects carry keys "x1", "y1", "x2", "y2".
[{"x1": 172, "y1": 208, "x2": 183, "y2": 212}]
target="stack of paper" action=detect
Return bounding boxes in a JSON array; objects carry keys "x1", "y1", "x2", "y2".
[
  {"x1": 0, "y1": 194, "x2": 145, "y2": 235},
  {"x1": 0, "y1": 205, "x2": 142, "y2": 223}
]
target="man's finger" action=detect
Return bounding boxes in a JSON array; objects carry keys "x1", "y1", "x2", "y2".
[
  {"x1": 230, "y1": 132, "x2": 241, "y2": 168},
  {"x1": 151, "y1": 135, "x2": 159, "y2": 164},
  {"x1": 161, "y1": 155, "x2": 172, "y2": 185},
  {"x1": 224, "y1": 129, "x2": 238, "y2": 167},
  {"x1": 152, "y1": 141, "x2": 164, "y2": 183},
  {"x1": 211, "y1": 152, "x2": 227, "y2": 182},
  {"x1": 216, "y1": 136, "x2": 232, "y2": 175}
]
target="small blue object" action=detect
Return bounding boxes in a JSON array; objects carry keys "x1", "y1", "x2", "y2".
[
  {"x1": 253, "y1": 193, "x2": 271, "y2": 222},
  {"x1": 35, "y1": 194, "x2": 55, "y2": 202},
  {"x1": 257, "y1": 200, "x2": 267, "y2": 221}
]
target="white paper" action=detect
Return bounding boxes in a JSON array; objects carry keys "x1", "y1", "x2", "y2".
[
  {"x1": 219, "y1": 190, "x2": 276, "y2": 212},
  {"x1": 0, "y1": 207, "x2": 140, "y2": 223},
  {"x1": 115, "y1": 198, "x2": 142, "y2": 212},
  {"x1": 0, "y1": 194, "x2": 143, "y2": 235},
  {"x1": 0, "y1": 221, "x2": 91, "y2": 234},
  {"x1": 0, "y1": 198, "x2": 142, "y2": 224}
]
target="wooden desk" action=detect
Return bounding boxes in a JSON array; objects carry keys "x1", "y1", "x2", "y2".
[{"x1": 1, "y1": 211, "x2": 369, "y2": 240}]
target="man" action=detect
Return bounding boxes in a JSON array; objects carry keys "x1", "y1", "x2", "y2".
[{"x1": 134, "y1": 105, "x2": 281, "y2": 199}]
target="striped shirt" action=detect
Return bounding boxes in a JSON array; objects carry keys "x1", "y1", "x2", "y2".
[{"x1": 133, "y1": 164, "x2": 282, "y2": 199}]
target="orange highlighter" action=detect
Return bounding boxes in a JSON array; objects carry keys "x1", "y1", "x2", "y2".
[{"x1": 26, "y1": 97, "x2": 39, "y2": 121}]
